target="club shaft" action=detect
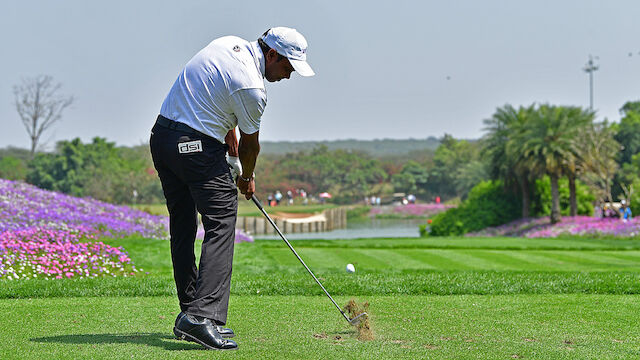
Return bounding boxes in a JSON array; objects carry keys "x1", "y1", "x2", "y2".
[{"x1": 251, "y1": 195, "x2": 350, "y2": 322}]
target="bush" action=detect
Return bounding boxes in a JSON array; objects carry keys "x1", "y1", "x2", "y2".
[
  {"x1": 427, "y1": 180, "x2": 521, "y2": 236},
  {"x1": 0, "y1": 156, "x2": 27, "y2": 181}
]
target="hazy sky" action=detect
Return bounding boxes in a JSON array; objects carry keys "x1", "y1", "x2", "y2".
[{"x1": 1, "y1": 0, "x2": 639, "y2": 150}]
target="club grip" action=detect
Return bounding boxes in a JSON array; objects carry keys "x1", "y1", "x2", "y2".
[{"x1": 251, "y1": 195, "x2": 263, "y2": 209}]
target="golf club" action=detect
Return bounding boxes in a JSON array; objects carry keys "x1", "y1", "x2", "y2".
[{"x1": 251, "y1": 194, "x2": 367, "y2": 325}]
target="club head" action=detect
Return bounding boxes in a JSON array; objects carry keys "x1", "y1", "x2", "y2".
[{"x1": 349, "y1": 312, "x2": 368, "y2": 325}]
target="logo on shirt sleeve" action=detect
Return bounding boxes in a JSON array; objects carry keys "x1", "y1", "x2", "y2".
[
  {"x1": 178, "y1": 140, "x2": 203, "y2": 154},
  {"x1": 233, "y1": 45, "x2": 241, "y2": 52}
]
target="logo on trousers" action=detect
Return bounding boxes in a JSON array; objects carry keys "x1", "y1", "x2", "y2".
[{"x1": 178, "y1": 140, "x2": 203, "y2": 154}]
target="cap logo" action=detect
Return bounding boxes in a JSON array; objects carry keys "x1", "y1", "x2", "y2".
[{"x1": 233, "y1": 45, "x2": 241, "y2": 52}]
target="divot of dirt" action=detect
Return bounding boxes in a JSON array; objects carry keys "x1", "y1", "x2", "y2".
[
  {"x1": 344, "y1": 299, "x2": 374, "y2": 341},
  {"x1": 333, "y1": 335, "x2": 343, "y2": 341},
  {"x1": 523, "y1": 338, "x2": 537, "y2": 342},
  {"x1": 511, "y1": 354, "x2": 522, "y2": 359},
  {"x1": 440, "y1": 336, "x2": 454, "y2": 341},
  {"x1": 423, "y1": 344, "x2": 439, "y2": 350},
  {"x1": 313, "y1": 333, "x2": 327, "y2": 339}
]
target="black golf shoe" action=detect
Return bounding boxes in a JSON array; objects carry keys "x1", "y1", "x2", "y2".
[
  {"x1": 174, "y1": 312, "x2": 235, "y2": 339},
  {"x1": 173, "y1": 313, "x2": 238, "y2": 350},
  {"x1": 215, "y1": 325, "x2": 235, "y2": 338}
]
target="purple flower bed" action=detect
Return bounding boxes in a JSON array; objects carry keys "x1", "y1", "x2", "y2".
[
  {"x1": 0, "y1": 179, "x2": 167, "y2": 238},
  {"x1": 467, "y1": 216, "x2": 640, "y2": 238},
  {"x1": 0, "y1": 179, "x2": 253, "y2": 279},
  {"x1": 0, "y1": 227, "x2": 137, "y2": 279}
]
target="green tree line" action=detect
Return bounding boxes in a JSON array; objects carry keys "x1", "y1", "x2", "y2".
[
  {"x1": 427, "y1": 100, "x2": 640, "y2": 236},
  {"x1": 2, "y1": 100, "x2": 640, "y2": 211}
]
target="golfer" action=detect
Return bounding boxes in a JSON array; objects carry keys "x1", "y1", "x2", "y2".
[{"x1": 150, "y1": 27, "x2": 314, "y2": 350}]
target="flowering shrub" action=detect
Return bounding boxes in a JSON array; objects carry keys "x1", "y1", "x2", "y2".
[
  {"x1": 467, "y1": 216, "x2": 640, "y2": 238},
  {"x1": 0, "y1": 179, "x2": 167, "y2": 238},
  {"x1": 0, "y1": 227, "x2": 138, "y2": 279},
  {"x1": 0, "y1": 179, "x2": 253, "y2": 280}
]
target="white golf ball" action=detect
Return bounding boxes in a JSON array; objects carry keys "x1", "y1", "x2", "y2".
[{"x1": 346, "y1": 263, "x2": 355, "y2": 273}]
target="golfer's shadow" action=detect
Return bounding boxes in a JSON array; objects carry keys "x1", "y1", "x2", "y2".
[{"x1": 31, "y1": 332, "x2": 202, "y2": 351}]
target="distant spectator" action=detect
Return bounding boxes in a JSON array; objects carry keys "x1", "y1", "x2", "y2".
[
  {"x1": 267, "y1": 194, "x2": 273, "y2": 207},
  {"x1": 274, "y1": 190, "x2": 283, "y2": 205},
  {"x1": 622, "y1": 200, "x2": 632, "y2": 222},
  {"x1": 407, "y1": 194, "x2": 416, "y2": 204},
  {"x1": 287, "y1": 190, "x2": 293, "y2": 205}
]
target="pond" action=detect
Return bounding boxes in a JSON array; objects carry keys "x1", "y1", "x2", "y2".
[{"x1": 255, "y1": 218, "x2": 424, "y2": 240}]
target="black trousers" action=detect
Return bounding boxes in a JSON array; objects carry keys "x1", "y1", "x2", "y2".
[{"x1": 150, "y1": 117, "x2": 238, "y2": 325}]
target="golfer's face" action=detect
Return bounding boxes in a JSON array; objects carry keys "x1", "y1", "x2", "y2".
[{"x1": 265, "y1": 57, "x2": 295, "y2": 82}]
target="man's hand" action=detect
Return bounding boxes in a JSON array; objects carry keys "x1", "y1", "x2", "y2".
[
  {"x1": 227, "y1": 155, "x2": 242, "y2": 180},
  {"x1": 237, "y1": 174, "x2": 255, "y2": 200}
]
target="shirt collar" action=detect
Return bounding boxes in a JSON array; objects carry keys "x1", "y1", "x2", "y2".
[{"x1": 250, "y1": 41, "x2": 265, "y2": 78}]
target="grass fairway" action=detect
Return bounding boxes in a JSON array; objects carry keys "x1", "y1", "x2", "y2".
[
  {"x1": 2, "y1": 236, "x2": 640, "y2": 358},
  {"x1": 3, "y1": 295, "x2": 639, "y2": 359}
]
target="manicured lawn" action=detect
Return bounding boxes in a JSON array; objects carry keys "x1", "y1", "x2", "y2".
[
  {"x1": 2, "y1": 295, "x2": 639, "y2": 359},
  {"x1": 2, "y1": 235, "x2": 640, "y2": 358}
]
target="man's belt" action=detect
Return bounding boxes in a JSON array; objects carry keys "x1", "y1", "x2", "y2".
[
  {"x1": 156, "y1": 114, "x2": 228, "y2": 150},
  {"x1": 156, "y1": 115, "x2": 201, "y2": 135}
]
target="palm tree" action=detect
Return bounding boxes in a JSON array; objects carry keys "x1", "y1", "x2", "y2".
[
  {"x1": 563, "y1": 108, "x2": 596, "y2": 216},
  {"x1": 513, "y1": 105, "x2": 588, "y2": 224},
  {"x1": 482, "y1": 104, "x2": 536, "y2": 217}
]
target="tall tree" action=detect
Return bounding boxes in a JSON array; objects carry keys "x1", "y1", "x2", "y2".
[
  {"x1": 13, "y1": 75, "x2": 73, "y2": 157},
  {"x1": 613, "y1": 104, "x2": 640, "y2": 165},
  {"x1": 577, "y1": 121, "x2": 620, "y2": 205},
  {"x1": 564, "y1": 108, "x2": 596, "y2": 216},
  {"x1": 514, "y1": 105, "x2": 589, "y2": 224},
  {"x1": 483, "y1": 104, "x2": 536, "y2": 217}
]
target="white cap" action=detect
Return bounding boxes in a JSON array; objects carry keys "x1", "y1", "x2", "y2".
[{"x1": 261, "y1": 27, "x2": 315, "y2": 77}]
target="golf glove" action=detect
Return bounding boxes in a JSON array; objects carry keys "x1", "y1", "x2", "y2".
[{"x1": 227, "y1": 155, "x2": 242, "y2": 180}]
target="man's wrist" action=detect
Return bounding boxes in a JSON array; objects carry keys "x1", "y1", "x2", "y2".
[{"x1": 239, "y1": 173, "x2": 254, "y2": 182}]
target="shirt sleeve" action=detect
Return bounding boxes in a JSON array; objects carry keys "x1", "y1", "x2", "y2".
[{"x1": 229, "y1": 88, "x2": 266, "y2": 135}]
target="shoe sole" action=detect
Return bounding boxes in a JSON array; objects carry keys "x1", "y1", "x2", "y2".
[
  {"x1": 172, "y1": 327, "x2": 238, "y2": 350},
  {"x1": 173, "y1": 327, "x2": 234, "y2": 339}
]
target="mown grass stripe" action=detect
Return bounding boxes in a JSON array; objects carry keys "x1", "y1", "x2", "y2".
[
  {"x1": 394, "y1": 250, "x2": 452, "y2": 270},
  {"x1": 500, "y1": 251, "x2": 573, "y2": 271},
  {"x1": 465, "y1": 250, "x2": 543, "y2": 271},
  {"x1": 433, "y1": 250, "x2": 506, "y2": 270},
  {"x1": 537, "y1": 251, "x2": 621, "y2": 271}
]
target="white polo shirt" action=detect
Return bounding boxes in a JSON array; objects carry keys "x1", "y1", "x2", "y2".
[{"x1": 160, "y1": 36, "x2": 267, "y2": 143}]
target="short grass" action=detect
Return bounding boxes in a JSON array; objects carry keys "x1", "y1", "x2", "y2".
[
  {"x1": 2, "y1": 235, "x2": 640, "y2": 358},
  {"x1": 2, "y1": 295, "x2": 639, "y2": 359}
]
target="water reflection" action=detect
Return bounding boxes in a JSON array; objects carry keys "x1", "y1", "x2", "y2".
[{"x1": 255, "y1": 218, "x2": 424, "y2": 240}]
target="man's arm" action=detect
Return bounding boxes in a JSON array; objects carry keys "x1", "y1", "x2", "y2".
[{"x1": 237, "y1": 129, "x2": 260, "y2": 200}]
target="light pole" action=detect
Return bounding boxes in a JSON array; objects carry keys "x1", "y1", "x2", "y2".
[{"x1": 583, "y1": 55, "x2": 599, "y2": 110}]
